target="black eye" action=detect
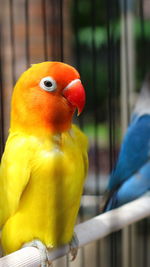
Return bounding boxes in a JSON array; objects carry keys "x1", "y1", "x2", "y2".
[
  {"x1": 44, "y1": 80, "x2": 53, "y2": 87},
  {"x1": 39, "y1": 76, "x2": 57, "y2": 92}
]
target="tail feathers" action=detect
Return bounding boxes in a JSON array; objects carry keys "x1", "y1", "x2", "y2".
[
  {"x1": 104, "y1": 191, "x2": 118, "y2": 211},
  {"x1": 100, "y1": 189, "x2": 118, "y2": 213}
]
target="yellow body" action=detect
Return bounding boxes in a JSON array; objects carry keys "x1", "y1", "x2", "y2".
[{"x1": 0, "y1": 125, "x2": 88, "y2": 254}]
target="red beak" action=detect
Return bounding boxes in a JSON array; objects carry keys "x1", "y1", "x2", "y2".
[{"x1": 63, "y1": 79, "x2": 86, "y2": 115}]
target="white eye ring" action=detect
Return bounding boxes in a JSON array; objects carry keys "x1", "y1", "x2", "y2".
[{"x1": 39, "y1": 76, "x2": 57, "y2": 92}]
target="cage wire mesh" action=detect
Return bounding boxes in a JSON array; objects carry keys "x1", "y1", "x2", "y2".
[{"x1": 0, "y1": 0, "x2": 150, "y2": 266}]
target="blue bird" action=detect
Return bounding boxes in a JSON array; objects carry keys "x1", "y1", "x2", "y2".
[{"x1": 102, "y1": 73, "x2": 150, "y2": 211}]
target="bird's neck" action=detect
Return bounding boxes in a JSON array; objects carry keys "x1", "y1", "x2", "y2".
[
  {"x1": 10, "y1": 109, "x2": 74, "y2": 137},
  {"x1": 10, "y1": 90, "x2": 75, "y2": 136}
]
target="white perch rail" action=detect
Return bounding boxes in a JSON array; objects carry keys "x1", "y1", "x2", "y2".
[{"x1": 0, "y1": 193, "x2": 150, "y2": 267}]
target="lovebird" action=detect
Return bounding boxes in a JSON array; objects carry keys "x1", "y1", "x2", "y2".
[
  {"x1": 102, "y1": 73, "x2": 150, "y2": 211},
  {"x1": 0, "y1": 62, "x2": 88, "y2": 266}
]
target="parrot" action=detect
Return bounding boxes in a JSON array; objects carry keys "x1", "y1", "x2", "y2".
[
  {"x1": 102, "y1": 73, "x2": 150, "y2": 211},
  {"x1": 0, "y1": 61, "x2": 88, "y2": 266}
]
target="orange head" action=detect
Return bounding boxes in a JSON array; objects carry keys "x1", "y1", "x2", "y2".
[{"x1": 10, "y1": 62, "x2": 85, "y2": 135}]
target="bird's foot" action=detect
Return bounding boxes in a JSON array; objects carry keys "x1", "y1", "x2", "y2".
[
  {"x1": 69, "y1": 233, "x2": 79, "y2": 261},
  {"x1": 22, "y1": 239, "x2": 51, "y2": 267}
]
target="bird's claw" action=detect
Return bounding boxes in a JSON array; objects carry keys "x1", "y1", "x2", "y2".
[
  {"x1": 22, "y1": 239, "x2": 52, "y2": 267},
  {"x1": 69, "y1": 233, "x2": 79, "y2": 261}
]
